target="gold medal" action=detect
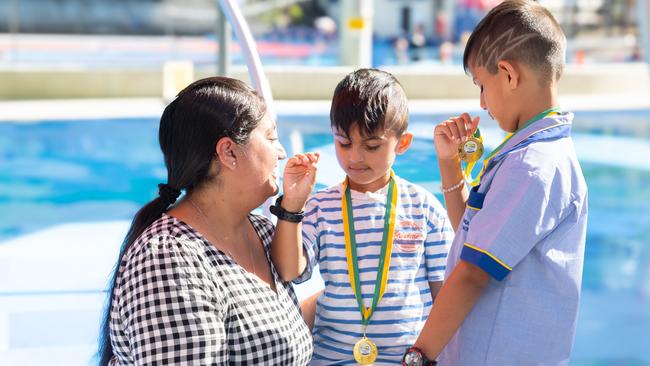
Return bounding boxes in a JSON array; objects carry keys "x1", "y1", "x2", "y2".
[
  {"x1": 353, "y1": 336, "x2": 378, "y2": 365},
  {"x1": 458, "y1": 136, "x2": 484, "y2": 163}
]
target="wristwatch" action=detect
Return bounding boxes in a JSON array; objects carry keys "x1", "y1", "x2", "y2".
[
  {"x1": 269, "y1": 195, "x2": 305, "y2": 223},
  {"x1": 402, "y1": 346, "x2": 437, "y2": 366}
]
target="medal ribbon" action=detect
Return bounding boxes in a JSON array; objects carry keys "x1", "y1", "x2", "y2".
[
  {"x1": 342, "y1": 171, "x2": 397, "y2": 328},
  {"x1": 461, "y1": 128, "x2": 484, "y2": 186},
  {"x1": 464, "y1": 107, "x2": 562, "y2": 187}
]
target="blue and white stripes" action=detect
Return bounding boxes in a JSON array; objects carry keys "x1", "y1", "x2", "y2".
[{"x1": 297, "y1": 176, "x2": 453, "y2": 365}]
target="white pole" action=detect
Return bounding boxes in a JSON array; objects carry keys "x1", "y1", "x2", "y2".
[
  {"x1": 340, "y1": 0, "x2": 373, "y2": 67},
  {"x1": 638, "y1": 0, "x2": 650, "y2": 67},
  {"x1": 217, "y1": 0, "x2": 275, "y2": 117},
  {"x1": 217, "y1": 0, "x2": 277, "y2": 218},
  {"x1": 217, "y1": 7, "x2": 231, "y2": 76}
]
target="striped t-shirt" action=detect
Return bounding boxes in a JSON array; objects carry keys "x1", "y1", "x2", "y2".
[{"x1": 296, "y1": 175, "x2": 453, "y2": 365}]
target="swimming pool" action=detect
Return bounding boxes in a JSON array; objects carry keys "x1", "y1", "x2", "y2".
[{"x1": 1, "y1": 109, "x2": 649, "y2": 365}]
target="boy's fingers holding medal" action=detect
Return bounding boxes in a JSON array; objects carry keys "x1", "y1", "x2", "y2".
[
  {"x1": 469, "y1": 115, "x2": 480, "y2": 135},
  {"x1": 459, "y1": 113, "x2": 473, "y2": 140},
  {"x1": 434, "y1": 119, "x2": 454, "y2": 141},
  {"x1": 434, "y1": 119, "x2": 462, "y2": 160},
  {"x1": 446, "y1": 117, "x2": 462, "y2": 142}
]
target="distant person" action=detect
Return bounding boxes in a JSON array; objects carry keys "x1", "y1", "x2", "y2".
[
  {"x1": 403, "y1": 1, "x2": 588, "y2": 365},
  {"x1": 409, "y1": 23, "x2": 427, "y2": 61},
  {"x1": 434, "y1": 11, "x2": 451, "y2": 43},
  {"x1": 98, "y1": 77, "x2": 318, "y2": 365},
  {"x1": 439, "y1": 41, "x2": 454, "y2": 64},
  {"x1": 271, "y1": 68, "x2": 454, "y2": 365},
  {"x1": 394, "y1": 36, "x2": 411, "y2": 64}
]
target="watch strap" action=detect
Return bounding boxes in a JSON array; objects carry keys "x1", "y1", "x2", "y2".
[
  {"x1": 269, "y1": 195, "x2": 305, "y2": 223},
  {"x1": 402, "y1": 346, "x2": 437, "y2": 366}
]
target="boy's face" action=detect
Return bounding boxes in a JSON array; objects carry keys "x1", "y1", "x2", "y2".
[
  {"x1": 333, "y1": 123, "x2": 412, "y2": 193},
  {"x1": 469, "y1": 63, "x2": 518, "y2": 133}
]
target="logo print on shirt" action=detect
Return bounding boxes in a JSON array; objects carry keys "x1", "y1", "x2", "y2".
[{"x1": 394, "y1": 220, "x2": 424, "y2": 252}]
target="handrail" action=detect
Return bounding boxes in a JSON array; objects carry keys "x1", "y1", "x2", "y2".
[
  {"x1": 217, "y1": 0, "x2": 275, "y2": 117},
  {"x1": 216, "y1": 0, "x2": 277, "y2": 218}
]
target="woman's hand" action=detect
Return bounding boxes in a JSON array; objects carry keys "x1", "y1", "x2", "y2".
[
  {"x1": 281, "y1": 152, "x2": 320, "y2": 212},
  {"x1": 434, "y1": 113, "x2": 480, "y2": 161}
]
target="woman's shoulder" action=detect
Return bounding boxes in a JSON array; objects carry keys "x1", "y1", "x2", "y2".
[{"x1": 123, "y1": 214, "x2": 207, "y2": 266}]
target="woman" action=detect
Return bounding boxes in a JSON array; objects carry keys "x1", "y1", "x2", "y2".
[{"x1": 98, "y1": 77, "x2": 318, "y2": 365}]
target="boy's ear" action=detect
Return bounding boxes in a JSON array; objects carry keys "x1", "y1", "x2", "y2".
[
  {"x1": 497, "y1": 60, "x2": 519, "y2": 90},
  {"x1": 395, "y1": 132, "x2": 413, "y2": 155}
]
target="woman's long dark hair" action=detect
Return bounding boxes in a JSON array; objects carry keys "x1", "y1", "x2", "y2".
[{"x1": 97, "y1": 77, "x2": 266, "y2": 365}]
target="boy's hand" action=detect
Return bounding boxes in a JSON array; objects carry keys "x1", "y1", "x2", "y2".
[
  {"x1": 281, "y1": 152, "x2": 320, "y2": 212},
  {"x1": 434, "y1": 113, "x2": 480, "y2": 160}
]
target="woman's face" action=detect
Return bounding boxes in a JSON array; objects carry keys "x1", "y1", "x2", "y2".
[{"x1": 238, "y1": 112, "x2": 287, "y2": 198}]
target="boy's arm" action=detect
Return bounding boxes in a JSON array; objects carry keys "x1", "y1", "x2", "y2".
[
  {"x1": 271, "y1": 153, "x2": 319, "y2": 282},
  {"x1": 428, "y1": 281, "x2": 443, "y2": 304},
  {"x1": 434, "y1": 113, "x2": 480, "y2": 231},
  {"x1": 299, "y1": 289, "x2": 323, "y2": 330},
  {"x1": 424, "y1": 199, "x2": 454, "y2": 304},
  {"x1": 271, "y1": 206, "x2": 308, "y2": 281},
  {"x1": 415, "y1": 260, "x2": 490, "y2": 359},
  {"x1": 438, "y1": 157, "x2": 469, "y2": 231}
]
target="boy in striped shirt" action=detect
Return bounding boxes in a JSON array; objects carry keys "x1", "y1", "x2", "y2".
[{"x1": 271, "y1": 68, "x2": 454, "y2": 365}]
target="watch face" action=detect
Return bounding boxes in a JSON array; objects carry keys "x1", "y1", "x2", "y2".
[{"x1": 403, "y1": 351, "x2": 423, "y2": 366}]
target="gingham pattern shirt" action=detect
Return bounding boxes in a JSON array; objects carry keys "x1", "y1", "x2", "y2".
[{"x1": 109, "y1": 213, "x2": 313, "y2": 365}]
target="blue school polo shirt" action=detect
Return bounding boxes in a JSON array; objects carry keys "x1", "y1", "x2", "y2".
[{"x1": 438, "y1": 112, "x2": 588, "y2": 366}]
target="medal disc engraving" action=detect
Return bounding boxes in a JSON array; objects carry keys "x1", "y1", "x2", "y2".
[
  {"x1": 353, "y1": 337, "x2": 378, "y2": 365},
  {"x1": 458, "y1": 136, "x2": 484, "y2": 163}
]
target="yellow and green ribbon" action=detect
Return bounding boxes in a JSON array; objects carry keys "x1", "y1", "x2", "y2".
[
  {"x1": 462, "y1": 128, "x2": 484, "y2": 187},
  {"x1": 464, "y1": 107, "x2": 561, "y2": 187},
  {"x1": 342, "y1": 171, "x2": 397, "y2": 326}
]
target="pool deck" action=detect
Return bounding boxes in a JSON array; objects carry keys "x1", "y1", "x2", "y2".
[{"x1": 1, "y1": 93, "x2": 650, "y2": 122}]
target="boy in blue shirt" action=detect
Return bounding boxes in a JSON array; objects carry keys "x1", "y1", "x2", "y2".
[{"x1": 402, "y1": 1, "x2": 588, "y2": 365}]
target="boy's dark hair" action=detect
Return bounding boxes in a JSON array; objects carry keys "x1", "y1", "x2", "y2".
[
  {"x1": 463, "y1": 0, "x2": 566, "y2": 85},
  {"x1": 330, "y1": 68, "x2": 408, "y2": 138}
]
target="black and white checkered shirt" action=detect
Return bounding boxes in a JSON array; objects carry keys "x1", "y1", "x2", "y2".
[{"x1": 109, "y1": 214, "x2": 313, "y2": 365}]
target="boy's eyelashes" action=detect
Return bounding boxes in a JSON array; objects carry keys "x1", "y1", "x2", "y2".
[{"x1": 336, "y1": 141, "x2": 382, "y2": 151}]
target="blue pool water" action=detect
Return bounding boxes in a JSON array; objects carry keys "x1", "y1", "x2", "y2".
[{"x1": 1, "y1": 110, "x2": 649, "y2": 365}]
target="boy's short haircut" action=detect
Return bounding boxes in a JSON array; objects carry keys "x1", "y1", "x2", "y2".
[
  {"x1": 463, "y1": 0, "x2": 566, "y2": 85},
  {"x1": 330, "y1": 68, "x2": 408, "y2": 138}
]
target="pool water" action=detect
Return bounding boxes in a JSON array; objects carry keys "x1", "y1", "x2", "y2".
[{"x1": 1, "y1": 110, "x2": 649, "y2": 365}]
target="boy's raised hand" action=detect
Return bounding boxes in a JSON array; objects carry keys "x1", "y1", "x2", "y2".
[
  {"x1": 281, "y1": 152, "x2": 320, "y2": 211},
  {"x1": 434, "y1": 113, "x2": 480, "y2": 160}
]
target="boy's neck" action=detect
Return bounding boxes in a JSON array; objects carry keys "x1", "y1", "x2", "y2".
[
  {"x1": 516, "y1": 82, "x2": 559, "y2": 130},
  {"x1": 347, "y1": 172, "x2": 391, "y2": 193}
]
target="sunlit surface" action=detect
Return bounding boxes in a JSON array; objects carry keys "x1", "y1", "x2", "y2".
[{"x1": 1, "y1": 110, "x2": 649, "y2": 365}]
